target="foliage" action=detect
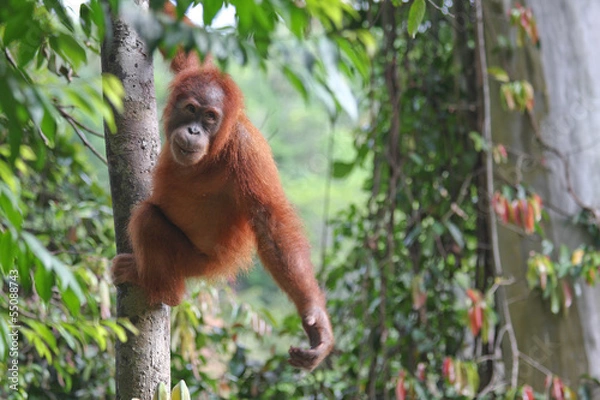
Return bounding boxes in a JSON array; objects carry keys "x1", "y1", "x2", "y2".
[
  {"x1": 317, "y1": 2, "x2": 491, "y2": 397},
  {"x1": 0, "y1": 0, "x2": 132, "y2": 398},
  {"x1": 509, "y1": 3, "x2": 540, "y2": 47},
  {"x1": 0, "y1": 0, "x2": 366, "y2": 398},
  {"x1": 527, "y1": 245, "x2": 600, "y2": 315},
  {"x1": 152, "y1": 380, "x2": 191, "y2": 400},
  {"x1": 2, "y1": 0, "x2": 596, "y2": 399}
]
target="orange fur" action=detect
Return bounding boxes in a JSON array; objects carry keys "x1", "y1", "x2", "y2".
[{"x1": 111, "y1": 1, "x2": 333, "y2": 370}]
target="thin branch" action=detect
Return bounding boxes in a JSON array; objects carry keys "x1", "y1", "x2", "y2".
[
  {"x1": 3, "y1": 47, "x2": 32, "y2": 84},
  {"x1": 518, "y1": 351, "x2": 557, "y2": 379},
  {"x1": 427, "y1": 0, "x2": 456, "y2": 18},
  {"x1": 474, "y1": 0, "x2": 520, "y2": 389},
  {"x1": 56, "y1": 106, "x2": 104, "y2": 138},
  {"x1": 64, "y1": 115, "x2": 107, "y2": 165}
]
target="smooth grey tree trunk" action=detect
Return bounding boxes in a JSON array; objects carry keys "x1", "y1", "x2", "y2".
[
  {"x1": 484, "y1": 0, "x2": 600, "y2": 392},
  {"x1": 101, "y1": 1, "x2": 170, "y2": 399}
]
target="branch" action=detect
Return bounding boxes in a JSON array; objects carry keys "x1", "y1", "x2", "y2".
[
  {"x1": 427, "y1": 0, "x2": 456, "y2": 18},
  {"x1": 3, "y1": 47, "x2": 32, "y2": 84},
  {"x1": 518, "y1": 351, "x2": 556, "y2": 379},
  {"x1": 57, "y1": 106, "x2": 104, "y2": 138},
  {"x1": 60, "y1": 108, "x2": 107, "y2": 165},
  {"x1": 474, "y1": 0, "x2": 520, "y2": 389}
]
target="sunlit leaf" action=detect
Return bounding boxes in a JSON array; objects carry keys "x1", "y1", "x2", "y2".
[
  {"x1": 0, "y1": 183, "x2": 23, "y2": 230},
  {"x1": 52, "y1": 33, "x2": 88, "y2": 69},
  {"x1": 408, "y1": 0, "x2": 426, "y2": 38},
  {"x1": 488, "y1": 66, "x2": 510, "y2": 82}
]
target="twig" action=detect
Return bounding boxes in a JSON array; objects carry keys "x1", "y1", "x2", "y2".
[
  {"x1": 474, "y1": 0, "x2": 520, "y2": 390},
  {"x1": 64, "y1": 116, "x2": 107, "y2": 165},
  {"x1": 57, "y1": 106, "x2": 107, "y2": 164},
  {"x1": 57, "y1": 106, "x2": 104, "y2": 138},
  {"x1": 3, "y1": 47, "x2": 32, "y2": 84},
  {"x1": 427, "y1": 0, "x2": 456, "y2": 18},
  {"x1": 518, "y1": 351, "x2": 557, "y2": 379}
]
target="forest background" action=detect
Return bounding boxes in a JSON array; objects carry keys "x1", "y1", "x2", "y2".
[{"x1": 2, "y1": 0, "x2": 600, "y2": 399}]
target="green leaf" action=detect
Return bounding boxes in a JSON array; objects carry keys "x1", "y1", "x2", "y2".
[
  {"x1": 26, "y1": 320, "x2": 58, "y2": 353},
  {"x1": 84, "y1": 324, "x2": 107, "y2": 350},
  {"x1": 117, "y1": 318, "x2": 139, "y2": 336},
  {"x1": 336, "y1": 36, "x2": 369, "y2": 80},
  {"x1": 319, "y1": 38, "x2": 358, "y2": 121},
  {"x1": 62, "y1": 287, "x2": 82, "y2": 317},
  {"x1": 101, "y1": 320, "x2": 128, "y2": 343},
  {"x1": 89, "y1": 0, "x2": 106, "y2": 40},
  {"x1": 287, "y1": 6, "x2": 309, "y2": 38},
  {"x1": 34, "y1": 263, "x2": 53, "y2": 302},
  {"x1": 54, "y1": 325, "x2": 78, "y2": 351},
  {"x1": 32, "y1": 336, "x2": 53, "y2": 363},
  {"x1": 80, "y1": 3, "x2": 93, "y2": 37},
  {"x1": 0, "y1": 231, "x2": 17, "y2": 273},
  {"x1": 445, "y1": 221, "x2": 465, "y2": 249},
  {"x1": 488, "y1": 66, "x2": 510, "y2": 82},
  {"x1": 53, "y1": 33, "x2": 88, "y2": 69},
  {"x1": 3, "y1": 9, "x2": 31, "y2": 46},
  {"x1": 333, "y1": 161, "x2": 354, "y2": 178},
  {"x1": 0, "y1": 160, "x2": 19, "y2": 193},
  {"x1": 44, "y1": 0, "x2": 75, "y2": 32},
  {"x1": 40, "y1": 108, "x2": 57, "y2": 143},
  {"x1": 102, "y1": 73, "x2": 125, "y2": 112},
  {"x1": 0, "y1": 183, "x2": 23, "y2": 230},
  {"x1": 282, "y1": 66, "x2": 308, "y2": 102},
  {"x1": 203, "y1": 0, "x2": 224, "y2": 26},
  {"x1": 468, "y1": 131, "x2": 489, "y2": 152},
  {"x1": 408, "y1": 0, "x2": 426, "y2": 38},
  {"x1": 21, "y1": 232, "x2": 85, "y2": 302}
]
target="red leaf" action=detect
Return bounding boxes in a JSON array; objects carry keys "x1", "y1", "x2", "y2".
[
  {"x1": 530, "y1": 194, "x2": 543, "y2": 222},
  {"x1": 552, "y1": 376, "x2": 564, "y2": 400},
  {"x1": 524, "y1": 199, "x2": 535, "y2": 234},
  {"x1": 522, "y1": 385, "x2": 535, "y2": 400},
  {"x1": 498, "y1": 144, "x2": 508, "y2": 158},
  {"x1": 492, "y1": 192, "x2": 505, "y2": 219},
  {"x1": 466, "y1": 288, "x2": 481, "y2": 303},
  {"x1": 395, "y1": 371, "x2": 406, "y2": 400},
  {"x1": 468, "y1": 305, "x2": 483, "y2": 336},
  {"x1": 505, "y1": 198, "x2": 515, "y2": 223},
  {"x1": 443, "y1": 357, "x2": 455, "y2": 384},
  {"x1": 512, "y1": 199, "x2": 522, "y2": 226},
  {"x1": 586, "y1": 267, "x2": 597, "y2": 285}
]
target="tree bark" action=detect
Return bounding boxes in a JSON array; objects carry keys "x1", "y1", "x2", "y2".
[
  {"x1": 101, "y1": 1, "x2": 170, "y2": 399},
  {"x1": 484, "y1": 0, "x2": 600, "y2": 392}
]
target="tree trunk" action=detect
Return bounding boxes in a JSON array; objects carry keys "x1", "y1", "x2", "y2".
[
  {"x1": 484, "y1": 0, "x2": 600, "y2": 392},
  {"x1": 101, "y1": 1, "x2": 170, "y2": 399}
]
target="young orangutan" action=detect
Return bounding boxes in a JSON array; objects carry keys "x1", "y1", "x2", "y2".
[{"x1": 111, "y1": 3, "x2": 333, "y2": 371}]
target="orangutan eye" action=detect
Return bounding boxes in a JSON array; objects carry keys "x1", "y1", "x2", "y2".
[
  {"x1": 204, "y1": 111, "x2": 218, "y2": 123},
  {"x1": 185, "y1": 104, "x2": 196, "y2": 114}
]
